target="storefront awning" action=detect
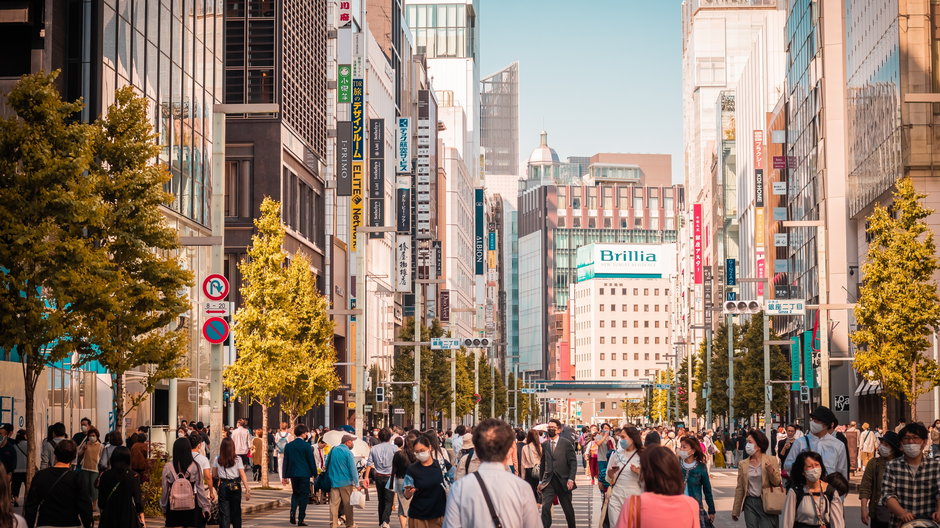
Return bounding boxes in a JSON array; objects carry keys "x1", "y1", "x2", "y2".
[{"x1": 855, "y1": 379, "x2": 883, "y2": 396}]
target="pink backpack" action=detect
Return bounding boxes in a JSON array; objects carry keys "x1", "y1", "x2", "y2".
[{"x1": 169, "y1": 464, "x2": 196, "y2": 511}]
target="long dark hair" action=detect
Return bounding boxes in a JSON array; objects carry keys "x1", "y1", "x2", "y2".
[
  {"x1": 526, "y1": 429, "x2": 542, "y2": 456},
  {"x1": 0, "y1": 466, "x2": 14, "y2": 528},
  {"x1": 640, "y1": 446, "x2": 684, "y2": 495},
  {"x1": 171, "y1": 437, "x2": 194, "y2": 474},
  {"x1": 622, "y1": 426, "x2": 643, "y2": 452},
  {"x1": 109, "y1": 446, "x2": 131, "y2": 472},
  {"x1": 218, "y1": 437, "x2": 237, "y2": 469},
  {"x1": 790, "y1": 451, "x2": 827, "y2": 490},
  {"x1": 680, "y1": 435, "x2": 706, "y2": 463}
]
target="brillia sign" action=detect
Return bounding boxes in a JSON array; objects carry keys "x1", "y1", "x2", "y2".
[{"x1": 599, "y1": 249, "x2": 657, "y2": 262}]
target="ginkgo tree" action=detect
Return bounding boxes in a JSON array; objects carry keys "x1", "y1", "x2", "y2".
[{"x1": 853, "y1": 177, "x2": 940, "y2": 429}]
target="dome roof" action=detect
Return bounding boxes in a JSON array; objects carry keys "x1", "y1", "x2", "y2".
[{"x1": 527, "y1": 131, "x2": 560, "y2": 165}]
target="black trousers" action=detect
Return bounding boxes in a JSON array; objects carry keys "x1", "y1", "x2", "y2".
[
  {"x1": 290, "y1": 477, "x2": 311, "y2": 522},
  {"x1": 373, "y1": 475, "x2": 394, "y2": 524},
  {"x1": 540, "y1": 479, "x2": 575, "y2": 528}
]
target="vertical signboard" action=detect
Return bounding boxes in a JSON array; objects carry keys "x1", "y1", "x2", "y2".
[
  {"x1": 336, "y1": 0, "x2": 351, "y2": 27},
  {"x1": 754, "y1": 130, "x2": 765, "y2": 296},
  {"x1": 790, "y1": 336, "x2": 802, "y2": 391},
  {"x1": 415, "y1": 91, "x2": 432, "y2": 240},
  {"x1": 395, "y1": 236, "x2": 412, "y2": 292},
  {"x1": 396, "y1": 189, "x2": 411, "y2": 233},
  {"x1": 726, "y1": 258, "x2": 737, "y2": 286},
  {"x1": 350, "y1": 79, "x2": 364, "y2": 250},
  {"x1": 440, "y1": 290, "x2": 450, "y2": 323},
  {"x1": 337, "y1": 65, "x2": 351, "y2": 103},
  {"x1": 368, "y1": 119, "x2": 385, "y2": 238},
  {"x1": 397, "y1": 118, "x2": 411, "y2": 173},
  {"x1": 350, "y1": 164, "x2": 363, "y2": 251},
  {"x1": 352, "y1": 80, "x2": 364, "y2": 161},
  {"x1": 704, "y1": 265, "x2": 713, "y2": 325},
  {"x1": 336, "y1": 121, "x2": 352, "y2": 196},
  {"x1": 693, "y1": 203, "x2": 703, "y2": 284},
  {"x1": 433, "y1": 240, "x2": 442, "y2": 278},
  {"x1": 803, "y1": 330, "x2": 816, "y2": 388},
  {"x1": 474, "y1": 189, "x2": 485, "y2": 275}
]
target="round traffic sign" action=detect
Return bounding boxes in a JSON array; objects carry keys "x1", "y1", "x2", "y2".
[
  {"x1": 202, "y1": 317, "x2": 230, "y2": 344},
  {"x1": 203, "y1": 274, "x2": 230, "y2": 301}
]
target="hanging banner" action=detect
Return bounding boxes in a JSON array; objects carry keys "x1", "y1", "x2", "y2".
[
  {"x1": 475, "y1": 188, "x2": 485, "y2": 275},
  {"x1": 336, "y1": 0, "x2": 352, "y2": 27},
  {"x1": 396, "y1": 189, "x2": 411, "y2": 233},
  {"x1": 350, "y1": 163, "x2": 363, "y2": 251},
  {"x1": 754, "y1": 130, "x2": 766, "y2": 297},
  {"x1": 369, "y1": 119, "x2": 384, "y2": 160},
  {"x1": 395, "y1": 236, "x2": 412, "y2": 292},
  {"x1": 790, "y1": 336, "x2": 802, "y2": 391},
  {"x1": 397, "y1": 118, "x2": 411, "y2": 173},
  {"x1": 433, "y1": 240, "x2": 442, "y2": 278},
  {"x1": 352, "y1": 79, "x2": 364, "y2": 161},
  {"x1": 337, "y1": 65, "x2": 352, "y2": 103},
  {"x1": 440, "y1": 290, "x2": 450, "y2": 323},
  {"x1": 336, "y1": 121, "x2": 352, "y2": 196},
  {"x1": 693, "y1": 203, "x2": 703, "y2": 284}
]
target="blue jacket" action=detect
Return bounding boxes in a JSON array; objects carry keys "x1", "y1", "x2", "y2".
[
  {"x1": 681, "y1": 461, "x2": 716, "y2": 514},
  {"x1": 325, "y1": 444, "x2": 359, "y2": 488},
  {"x1": 282, "y1": 438, "x2": 317, "y2": 479}
]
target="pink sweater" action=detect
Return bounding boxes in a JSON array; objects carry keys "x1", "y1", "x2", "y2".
[{"x1": 614, "y1": 492, "x2": 701, "y2": 528}]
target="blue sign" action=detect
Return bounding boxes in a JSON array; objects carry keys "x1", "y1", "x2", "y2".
[
  {"x1": 790, "y1": 337, "x2": 802, "y2": 391},
  {"x1": 727, "y1": 291, "x2": 737, "y2": 301},
  {"x1": 726, "y1": 258, "x2": 737, "y2": 286},
  {"x1": 803, "y1": 331, "x2": 816, "y2": 389},
  {"x1": 474, "y1": 189, "x2": 484, "y2": 275},
  {"x1": 488, "y1": 232, "x2": 496, "y2": 251}
]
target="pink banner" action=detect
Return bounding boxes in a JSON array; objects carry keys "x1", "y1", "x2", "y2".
[{"x1": 693, "y1": 203, "x2": 703, "y2": 285}]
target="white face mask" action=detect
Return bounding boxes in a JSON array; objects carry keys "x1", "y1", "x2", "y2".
[
  {"x1": 809, "y1": 421, "x2": 826, "y2": 435},
  {"x1": 902, "y1": 443, "x2": 923, "y2": 458},
  {"x1": 677, "y1": 449, "x2": 690, "y2": 459},
  {"x1": 745, "y1": 442, "x2": 756, "y2": 456},
  {"x1": 878, "y1": 445, "x2": 893, "y2": 458},
  {"x1": 805, "y1": 467, "x2": 822, "y2": 483},
  {"x1": 415, "y1": 451, "x2": 431, "y2": 462}
]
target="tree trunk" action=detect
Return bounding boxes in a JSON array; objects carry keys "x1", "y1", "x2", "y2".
[
  {"x1": 24, "y1": 366, "x2": 38, "y2": 489},
  {"x1": 113, "y1": 373, "x2": 125, "y2": 439},
  {"x1": 881, "y1": 395, "x2": 888, "y2": 433},
  {"x1": 260, "y1": 403, "x2": 269, "y2": 488},
  {"x1": 289, "y1": 413, "x2": 297, "y2": 428},
  {"x1": 910, "y1": 362, "x2": 918, "y2": 422}
]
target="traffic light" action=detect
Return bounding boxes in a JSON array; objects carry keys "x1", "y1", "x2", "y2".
[
  {"x1": 799, "y1": 385, "x2": 810, "y2": 403},
  {"x1": 722, "y1": 300, "x2": 762, "y2": 315},
  {"x1": 375, "y1": 386, "x2": 385, "y2": 403},
  {"x1": 462, "y1": 337, "x2": 491, "y2": 348}
]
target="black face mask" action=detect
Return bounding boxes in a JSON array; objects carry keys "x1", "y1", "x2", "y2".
[{"x1": 547, "y1": 430, "x2": 557, "y2": 438}]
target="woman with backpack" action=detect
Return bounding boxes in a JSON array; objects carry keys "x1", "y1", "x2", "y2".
[
  {"x1": 780, "y1": 451, "x2": 845, "y2": 528},
  {"x1": 213, "y1": 437, "x2": 251, "y2": 528},
  {"x1": 160, "y1": 437, "x2": 210, "y2": 528},
  {"x1": 96, "y1": 446, "x2": 144, "y2": 528},
  {"x1": 273, "y1": 422, "x2": 292, "y2": 481}
]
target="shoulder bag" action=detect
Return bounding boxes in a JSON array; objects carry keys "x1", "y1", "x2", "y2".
[
  {"x1": 597, "y1": 452, "x2": 635, "y2": 528},
  {"x1": 473, "y1": 472, "x2": 502, "y2": 528},
  {"x1": 529, "y1": 444, "x2": 541, "y2": 479},
  {"x1": 759, "y1": 458, "x2": 786, "y2": 515}
]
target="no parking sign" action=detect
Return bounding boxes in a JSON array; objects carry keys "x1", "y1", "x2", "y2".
[{"x1": 202, "y1": 317, "x2": 230, "y2": 344}]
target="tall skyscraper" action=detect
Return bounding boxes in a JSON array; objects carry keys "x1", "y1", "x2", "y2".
[{"x1": 481, "y1": 62, "x2": 519, "y2": 176}]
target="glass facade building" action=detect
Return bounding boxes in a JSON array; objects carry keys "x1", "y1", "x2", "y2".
[
  {"x1": 404, "y1": 3, "x2": 475, "y2": 58},
  {"x1": 480, "y1": 62, "x2": 519, "y2": 175}
]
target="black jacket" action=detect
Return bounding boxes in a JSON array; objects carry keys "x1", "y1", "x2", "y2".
[
  {"x1": 539, "y1": 437, "x2": 577, "y2": 490},
  {"x1": 97, "y1": 469, "x2": 143, "y2": 528},
  {"x1": 25, "y1": 467, "x2": 93, "y2": 528}
]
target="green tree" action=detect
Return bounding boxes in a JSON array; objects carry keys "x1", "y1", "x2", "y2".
[
  {"x1": 734, "y1": 314, "x2": 790, "y2": 420},
  {"x1": 79, "y1": 87, "x2": 193, "y2": 435},
  {"x1": 224, "y1": 198, "x2": 294, "y2": 487},
  {"x1": 853, "y1": 177, "x2": 940, "y2": 428},
  {"x1": 676, "y1": 353, "x2": 696, "y2": 413},
  {"x1": 279, "y1": 253, "x2": 339, "y2": 425},
  {"x1": 692, "y1": 323, "x2": 732, "y2": 421},
  {"x1": 0, "y1": 72, "x2": 109, "y2": 483},
  {"x1": 651, "y1": 369, "x2": 674, "y2": 423},
  {"x1": 389, "y1": 318, "x2": 457, "y2": 426}
]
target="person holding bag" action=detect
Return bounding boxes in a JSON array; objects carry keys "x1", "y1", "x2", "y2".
[
  {"x1": 96, "y1": 446, "x2": 145, "y2": 528},
  {"x1": 780, "y1": 451, "x2": 844, "y2": 528},
  {"x1": 614, "y1": 445, "x2": 700, "y2": 528},
  {"x1": 731, "y1": 430, "x2": 782, "y2": 527},
  {"x1": 160, "y1": 437, "x2": 211, "y2": 528},
  {"x1": 679, "y1": 436, "x2": 716, "y2": 528},
  {"x1": 604, "y1": 427, "x2": 643, "y2": 527},
  {"x1": 520, "y1": 429, "x2": 542, "y2": 504},
  {"x1": 212, "y1": 437, "x2": 251, "y2": 528}
]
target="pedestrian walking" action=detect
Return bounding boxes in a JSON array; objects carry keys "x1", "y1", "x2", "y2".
[
  {"x1": 326, "y1": 434, "x2": 362, "y2": 528},
  {"x1": 858, "y1": 431, "x2": 900, "y2": 528},
  {"x1": 442, "y1": 418, "x2": 540, "y2": 528},
  {"x1": 404, "y1": 434, "x2": 451, "y2": 528},
  {"x1": 679, "y1": 435, "x2": 716, "y2": 527},
  {"x1": 843, "y1": 422, "x2": 859, "y2": 475},
  {"x1": 75, "y1": 427, "x2": 103, "y2": 506},
  {"x1": 273, "y1": 423, "x2": 292, "y2": 482},
  {"x1": 881, "y1": 422, "x2": 940, "y2": 525},
  {"x1": 130, "y1": 433, "x2": 152, "y2": 484},
  {"x1": 25, "y1": 439, "x2": 93, "y2": 528},
  {"x1": 520, "y1": 429, "x2": 543, "y2": 504},
  {"x1": 231, "y1": 419, "x2": 251, "y2": 468},
  {"x1": 858, "y1": 423, "x2": 877, "y2": 472},
  {"x1": 312, "y1": 438, "x2": 329, "y2": 505},
  {"x1": 0, "y1": 466, "x2": 27, "y2": 528},
  {"x1": 393, "y1": 434, "x2": 418, "y2": 528},
  {"x1": 160, "y1": 437, "x2": 211, "y2": 528},
  {"x1": 537, "y1": 419, "x2": 577, "y2": 528},
  {"x1": 190, "y1": 432, "x2": 216, "y2": 502},
  {"x1": 614, "y1": 445, "x2": 700, "y2": 528},
  {"x1": 365, "y1": 428, "x2": 398, "y2": 528},
  {"x1": 71, "y1": 418, "x2": 92, "y2": 446},
  {"x1": 731, "y1": 429, "x2": 781, "y2": 527},
  {"x1": 39, "y1": 423, "x2": 67, "y2": 470},
  {"x1": 604, "y1": 426, "x2": 643, "y2": 526},
  {"x1": 782, "y1": 406, "x2": 849, "y2": 481},
  {"x1": 250, "y1": 429, "x2": 264, "y2": 482},
  {"x1": 596, "y1": 424, "x2": 615, "y2": 492},
  {"x1": 97, "y1": 431, "x2": 122, "y2": 474},
  {"x1": 780, "y1": 451, "x2": 845, "y2": 528},
  {"x1": 10, "y1": 430, "x2": 26, "y2": 508},
  {"x1": 96, "y1": 446, "x2": 145, "y2": 528},
  {"x1": 213, "y1": 437, "x2": 251, "y2": 528},
  {"x1": 281, "y1": 424, "x2": 317, "y2": 526},
  {"x1": 0, "y1": 425, "x2": 15, "y2": 478},
  {"x1": 929, "y1": 420, "x2": 940, "y2": 459}
]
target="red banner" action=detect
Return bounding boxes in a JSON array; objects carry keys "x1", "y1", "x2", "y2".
[{"x1": 693, "y1": 203, "x2": 703, "y2": 284}]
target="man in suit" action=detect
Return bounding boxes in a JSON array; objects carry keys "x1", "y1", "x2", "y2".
[
  {"x1": 538, "y1": 419, "x2": 577, "y2": 528},
  {"x1": 281, "y1": 424, "x2": 318, "y2": 526}
]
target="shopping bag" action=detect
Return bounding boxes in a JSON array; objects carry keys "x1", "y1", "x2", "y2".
[{"x1": 350, "y1": 488, "x2": 366, "y2": 509}]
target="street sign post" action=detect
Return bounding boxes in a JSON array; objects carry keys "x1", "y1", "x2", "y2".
[
  {"x1": 203, "y1": 301, "x2": 231, "y2": 317},
  {"x1": 520, "y1": 388, "x2": 536, "y2": 394},
  {"x1": 203, "y1": 274, "x2": 229, "y2": 301},
  {"x1": 202, "y1": 317, "x2": 230, "y2": 344},
  {"x1": 430, "y1": 338, "x2": 461, "y2": 350},
  {"x1": 765, "y1": 299, "x2": 806, "y2": 316}
]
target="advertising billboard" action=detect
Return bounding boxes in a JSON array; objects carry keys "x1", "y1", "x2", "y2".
[{"x1": 575, "y1": 243, "x2": 676, "y2": 281}]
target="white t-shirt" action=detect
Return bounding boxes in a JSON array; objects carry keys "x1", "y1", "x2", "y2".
[
  {"x1": 213, "y1": 456, "x2": 244, "y2": 480},
  {"x1": 192, "y1": 451, "x2": 211, "y2": 473}
]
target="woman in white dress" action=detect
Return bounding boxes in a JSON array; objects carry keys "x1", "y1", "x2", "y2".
[{"x1": 606, "y1": 426, "x2": 644, "y2": 525}]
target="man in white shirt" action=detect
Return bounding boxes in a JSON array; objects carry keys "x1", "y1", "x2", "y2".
[
  {"x1": 232, "y1": 418, "x2": 251, "y2": 467},
  {"x1": 858, "y1": 422, "x2": 878, "y2": 471},
  {"x1": 783, "y1": 405, "x2": 849, "y2": 479},
  {"x1": 190, "y1": 434, "x2": 216, "y2": 501},
  {"x1": 452, "y1": 424, "x2": 466, "y2": 457},
  {"x1": 443, "y1": 418, "x2": 540, "y2": 528}
]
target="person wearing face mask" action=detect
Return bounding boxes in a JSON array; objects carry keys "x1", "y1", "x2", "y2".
[
  {"x1": 731, "y1": 429, "x2": 781, "y2": 527},
  {"x1": 930, "y1": 420, "x2": 940, "y2": 459},
  {"x1": 678, "y1": 436, "x2": 716, "y2": 527},
  {"x1": 537, "y1": 419, "x2": 578, "y2": 528},
  {"x1": 881, "y1": 422, "x2": 940, "y2": 526},
  {"x1": 859, "y1": 431, "x2": 901, "y2": 528},
  {"x1": 72, "y1": 417, "x2": 92, "y2": 445},
  {"x1": 76, "y1": 427, "x2": 103, "y2": 507},
  {"x1": 780, "y1": 451, "x2": 844, "y2": 528},
  {"x1": 404, "y1": 434, "x2": 451, "y2": 528},
  {"x1": 596, "y1": 424, "x2": 615, "y2": 493},
  {"x1": 782, "y1": 406, "x2": 849, "y2": 482},
  {"x1": 604, "y1": 427, "x2": 643, "y2": 526}
]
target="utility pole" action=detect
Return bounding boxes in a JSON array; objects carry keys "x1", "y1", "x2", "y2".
[
  {"x1": 728, "y1": 314, "x2": 735, "y2": 431},
  {"x1": 705, "y1": 325, "x2": 713, "y2": 428},
  {"x1": 763, "y1": 312, "x2": 772, "y2": 442}
]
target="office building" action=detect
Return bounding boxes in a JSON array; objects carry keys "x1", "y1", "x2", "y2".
[{"x1": 481, "y1": 62, "x2": 519, "y2": 175}]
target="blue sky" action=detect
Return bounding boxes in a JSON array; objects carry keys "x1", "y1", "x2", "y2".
[{"x1": 480, "y1": 0, "x2": 684, "y2": 182}]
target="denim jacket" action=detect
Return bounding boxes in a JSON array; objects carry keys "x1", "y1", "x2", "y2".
[{"x1": 681, "y1": 461, "x2": 716, "y2": 514}]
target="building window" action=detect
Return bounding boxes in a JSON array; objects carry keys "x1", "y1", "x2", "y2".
[
  {"x1": 644, "y1": 288, "x2": 649, "y2": 295},
  {"x1": 644, "y1": 353, "x2": 649, "y2": 360},
  {"x1": 634, "y1": 337, "x2": 639, "y2": 344},
  {"x1": 622, "y1": 370, "x2": 628, "y2": 378},
  {"x1": 612, "y1": 400, "x2": 618, "y2": 408},
  {"x1": 665, "y1": 289, "x2": 670, "y2": 296},
  {"x1": 622, "y1": 320, "x2": 627, "y2": 327},
  {"x1": 666, "y1": 336, "x2": 670, "y2": 344},
  {"x1": 600, "y1": 369, "x2": 605, "y2": 377},
  {"x1": 634, "y1": 289, "x2": 638, "y2": 296},
  {"x1": 610, "y1": 337, "x2": 616, "y2": 344},
  {"x1": 633, "y1": 304, "x2": 639, "y2": 311},
  {"x1": 600, "y1": 321, "x2": 605, "y2": 328},
  {"x1": 655, "y1": 337, "x2": 661, "y2": 344},
  {"x1": 634, "y1": 369, "x2": 639, "y2": 376},
  {"x1": 644, "y1": 338, "x2": 650, "y2": 344},
  {"x1": 600, "y1": 304, "x2": 605, "y2": 312},
  {"x1": 644, "y1": 321, "x2": 649, "y2": 328},
  {"x1": 622, "y1": 304, "x2": 628, "y2": 311},
  {"x1": 600, "y1": 288, "x2": 605, "y2": 295},
  {"x1": 600, "y1": 338, "x2": 605, "y2": 345},
  {"x1": 634, "y1": 321, "x2": 639, "y2": 328},
  {"x1": 621, "y1": 288, "x2": 627, "y2": 295},
  {"x1": 600, "y1": 400, "x2": 606, "y2": 409},
  {"x1": 600, "y1": 353, "x2": 605, "y2": 360},
  {"x1": 224, "y1": 160, "x2": 252, "y2": 217},
  {"x1": 644, "y1": 305, "x2": 649, "y2": 312},
  {"x1": 634, "y1": 353, "x2": 639, "y2": 360},
  {"x1": 610, "y1": 304, "x2": 616, "y2": 312},
  {"x1": 654, "y1": 288, "x2": 660, "y2": 295},
  {"x1": 655, "y1": 353, "x2": 660, "y2": 361}
]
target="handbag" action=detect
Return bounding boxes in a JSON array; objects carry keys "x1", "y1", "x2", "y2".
[
  {"x1": 699, "y1": 508, "x2": 715, "y2": 528},
  {"x1": 761, "y1": 484, "x2": 786, "y2": 515},
  {"x1": 529, "y1": 445, "x2": 541, "y2": 479}
]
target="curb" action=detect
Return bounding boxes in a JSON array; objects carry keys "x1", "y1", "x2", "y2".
[{"x1": 243, "y1": 497, "x2": 290, "y2": 515}]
